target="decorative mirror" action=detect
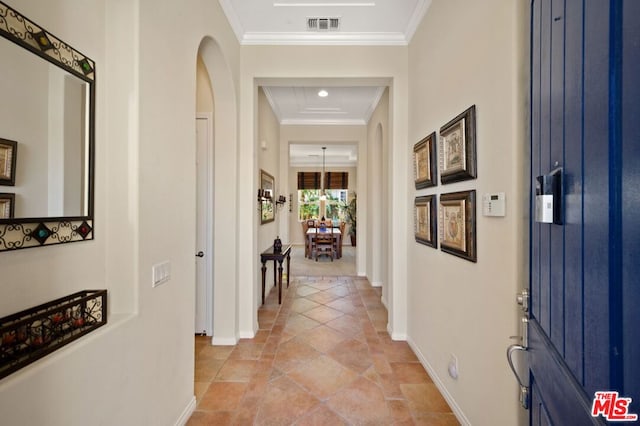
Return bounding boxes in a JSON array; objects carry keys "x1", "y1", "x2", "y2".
[{"x1": 0, "y1": 1, "x2": 95, "y2": 251}]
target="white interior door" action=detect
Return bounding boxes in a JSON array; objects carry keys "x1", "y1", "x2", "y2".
[{"x1": 195, "y1": 115, "x2": 212, "y2": 335}]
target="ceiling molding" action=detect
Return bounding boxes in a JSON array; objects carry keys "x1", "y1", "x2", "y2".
[
  {"x1": 281, "y1": 118, "x2": 367, "y2": 126},
  {"x1": 273, "y1": 1, "x2": 376, "y2": 6},
  {"x1": 363, "y1": 86, "x2": 387, "y2": 123},
  {"x1": 261, "y1": 87, "x2": 284, "y2": 122},
  {"x1": 404, "y1": 0, "x2": 431, "y2": 43},
  {"x1": 240, "y1": 32, "x2": 409, "y2": 46},
  {"x1": 218, "y1": 0, "x2": 245, "y2": 43}
]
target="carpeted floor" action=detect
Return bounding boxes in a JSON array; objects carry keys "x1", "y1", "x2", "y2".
[{"x1": 289, "y1": 245, "x2": 356, "y2": 277}]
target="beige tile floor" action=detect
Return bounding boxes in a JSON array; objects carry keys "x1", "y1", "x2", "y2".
[{"x1": 188, "y1": 276, "x2": 458, "y2": 425}]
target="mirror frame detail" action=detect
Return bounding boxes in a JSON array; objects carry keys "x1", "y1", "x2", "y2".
[{"x1": 0, "y1": 1, "x2": 95, "y2": 251}]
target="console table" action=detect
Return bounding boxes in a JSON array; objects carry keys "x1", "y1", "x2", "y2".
[{"x1": 260, "y1": 244, "x2": 291, "y2": 304}]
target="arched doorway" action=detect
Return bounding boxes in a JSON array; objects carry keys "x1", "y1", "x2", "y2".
[{"x1": 196, "y1": 37, "x2": 239, "y2": 345}]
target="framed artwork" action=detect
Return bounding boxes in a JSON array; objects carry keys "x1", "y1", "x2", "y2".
[
  {"x1": 414, "y1": 132, "x2": 437, "y2": 189},
  {"x1": 0, "y1": 193, "x2": 15, "y2": 219},
  {"x1": 415, "y1": 195, "x2": 437, "y2": 248},
  {"x1": 260, "y1": 169, "x2": 275, "y2": 224},
  {"x1": 0, "y1": 139, "x2": 17, "y2": 186},
  {"x1": 439, "y1": 190, "x2": 476, "y2": 262},
  {"x1": 439, "y1": 105, "x2": 477, "y2": 184}
]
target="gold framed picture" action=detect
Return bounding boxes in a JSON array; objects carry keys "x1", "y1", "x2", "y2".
[
  {"x1": 414, "y1": 132, "x2": 437, "y2": 189},
  {"x1": 439, "y1": 105, "x2": 477, "y2": 184},
  {"x1": 0, "y1": 139, "x2": 17, "y2": 186},
  {"x1": 440, "y1": 190, "x2": 476, "y2": 262},
  {"x1": 415, "y1": 195, "x2": 437, "y2": 248},
  {"x1": 0, "y1": 193, "x2": 15, "y2": 219}
]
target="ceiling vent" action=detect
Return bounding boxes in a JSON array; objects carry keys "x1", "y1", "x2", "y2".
[{"x1": 307, "y1": 17, "x2": 340, "y2": 31}]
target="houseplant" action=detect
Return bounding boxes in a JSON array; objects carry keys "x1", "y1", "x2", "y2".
[{"x1": 344, "y1": 193, "x2": 357, "y2": 246}]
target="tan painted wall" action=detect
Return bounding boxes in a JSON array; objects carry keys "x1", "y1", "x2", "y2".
[
  {"x1": 257, "y1": 87, "x2": 281, "y2": 303},
  {"x1": 236, "y1": 46, "x2": 411, "y2": 337},
  {"x1": 196, "y1": 55, "x2": 214, "y2": 113},
  {"x1": 406, "y1": 0, "x2": 528, "y2": 424},
  {"x1": 0, "y1": 0, "x2": 241, "y2": 424},
  {"x1": 366, "y1": 88, "x2": 390, "y2": 299}
]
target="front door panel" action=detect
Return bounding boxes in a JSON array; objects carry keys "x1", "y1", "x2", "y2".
[{"x1": 528, "y1": 0, "x2": 639, "y2": 423}]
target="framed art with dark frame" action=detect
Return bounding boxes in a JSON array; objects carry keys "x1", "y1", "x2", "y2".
[
  {"x1": 439, "y1": 190, "x2": 476, "y2": 262},
  {"x1": 260, "y1": 169, "x2": 275, "y2": 224},
  {"x1": 414, "y1": 132, "x2": 437, "y2": 189},
  {"x1": 439, "y1": 105, "x2": 477, "y2": 184},
  {"x1": 0, "y1": 139, "x2": 17, "y2": 186},
  {"x1": 0, "y1": 193, "x2": 15, "y2": 219},
  {"x1": 414, "y1": 195, "x2": 437, "y2": 248}
]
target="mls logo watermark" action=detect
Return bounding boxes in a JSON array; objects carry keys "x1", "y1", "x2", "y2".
[{"x1": 591, "y1": 391, "x2": 638, "y2": 422}]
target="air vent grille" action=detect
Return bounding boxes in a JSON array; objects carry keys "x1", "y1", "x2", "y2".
[{"x1": 307, "y1": 17, "x2": 341, "y2": 31}]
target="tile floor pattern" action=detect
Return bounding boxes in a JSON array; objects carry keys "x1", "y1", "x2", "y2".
[{"x1": 189, "y1": 276, "x2": 459, "y2": 425}]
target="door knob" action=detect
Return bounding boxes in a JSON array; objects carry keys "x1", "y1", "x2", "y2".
[
  {"x1": 196, "y1": 251, "x2": 204, "y2": 258},
  {"x1": 516, "y1": 289, "x2": 529, "y2": 312}
]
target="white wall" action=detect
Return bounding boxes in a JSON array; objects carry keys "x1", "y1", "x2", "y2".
[
  {"x1": 0, "y1": 0, "x2": 241, "y2": 424},
  {"x1": 406, "y1": 0, "x2": 527, "y2": 425}
]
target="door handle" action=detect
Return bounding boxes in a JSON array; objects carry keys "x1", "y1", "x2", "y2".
[
  {"x1": 196, "y1": 251, "x2": 204, "y2": 258},
  {"x1": 507, "y1": 344, "x2": 529, "y2": 409}
]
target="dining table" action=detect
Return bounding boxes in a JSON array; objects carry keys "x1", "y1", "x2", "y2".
[{"x1": 306, "y1": 228, "x2": 342, "y2": 259}]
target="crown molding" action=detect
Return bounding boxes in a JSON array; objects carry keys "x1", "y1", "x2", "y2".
[
  {"x1": 261, "y1": 87, "x2": 284, "y2": 123},
  {"x1": 240, "y1": 31, "x2": 408, "y2": 46},
  {"x1": 218, "y1": 0, "x2": 245, "y2": 42},
  {"x1": 273, "y1": 1, "x2": 375, "y2": 6},
  {"x1": 364, "y1": 86, "x2": 387, "y2": 123},
  {"x1": 405, "y1": 0, "x2": 432, "y2": 43},
  {"x1": 281, "y1": 118, "x2": 367, "y2": 126}
]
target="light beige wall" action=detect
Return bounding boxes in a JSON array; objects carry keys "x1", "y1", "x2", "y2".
[
  {"x1": 407, "y1": 0, "x2": 527, "y2": 425},
  {"x1": 239, "y1": 47, "x2": 409, "y2": 337},
  {"x1": 0, "y1": 0, "x2": 241, "y2": 424},
  {"x1": 196, "y1": 55, "x2": 214, "y2": 113},
  {"x1": 257, "y1": 87, "x2": 281, "y2": 303},
  {"x1": 365, "y1": 89, "x2": 390, "y2": 297}
]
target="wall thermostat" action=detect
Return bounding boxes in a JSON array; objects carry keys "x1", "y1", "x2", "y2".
[{"x1": 483, "y1": 192, "x2": 506, "y2": 217}]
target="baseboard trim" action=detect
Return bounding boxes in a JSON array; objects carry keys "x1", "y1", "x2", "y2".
[
  {"x1": 380, "y1": 295, "x2": 388, "y2": 309},
  {"x1": 406, "y1": 336, "x2": 471, "y2": 426},
  {"x1": 387, "y1": 323, "x2": 407, "y2": 341},
  {"x1": 370, "y1": 281, "x2": 383, "y2": 287},
  {"x1": 211, "y1": 336, "x2": 237, "y2": 345},
  {"x1": 175, "y1": 396, "x2": 196, "y2": 426}
]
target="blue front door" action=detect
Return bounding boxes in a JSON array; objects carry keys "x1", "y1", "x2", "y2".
[{"x1": 528, "y1": 0, "x2": 639, "y2": 424}]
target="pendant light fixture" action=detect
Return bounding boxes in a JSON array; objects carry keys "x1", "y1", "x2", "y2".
[{"x1": 320, "y1": 146, "x2": 327, "y2": 201}]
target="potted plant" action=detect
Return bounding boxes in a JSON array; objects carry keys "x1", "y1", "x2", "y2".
[{"x1": 343, "y1": 193, "x2": 357, "y2": 246}]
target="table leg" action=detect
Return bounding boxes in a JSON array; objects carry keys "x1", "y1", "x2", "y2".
[
  {"x1": 286, "y1": 252, "x2": 291, "y2": 288},
  {"x1": 261, "y1": 260, "x2": 267, "y2": 305},
  {"x1": 277, "y1": 259, "x2": 284, "y2": 304},
  {"x1": 273, "y1": 260, "x2": 277, "y2": 287}
]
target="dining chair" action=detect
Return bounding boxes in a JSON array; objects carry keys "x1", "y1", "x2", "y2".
[{"x1": 314, "y1": 228, "x2": 334, "y2": 261}]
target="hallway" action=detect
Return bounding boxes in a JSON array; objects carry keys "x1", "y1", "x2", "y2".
[{"x1": 189, "y1": 276, "x2": 457, "y2": 425}]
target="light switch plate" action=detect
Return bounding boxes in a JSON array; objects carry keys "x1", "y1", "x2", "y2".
[{"x1": 152, "y1": 261, "x2": 171, "y2": 287}]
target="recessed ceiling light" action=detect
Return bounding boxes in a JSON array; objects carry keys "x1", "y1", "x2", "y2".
[{"x1": 318, "y1": 89, "x2": 328, "y2": 97}]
